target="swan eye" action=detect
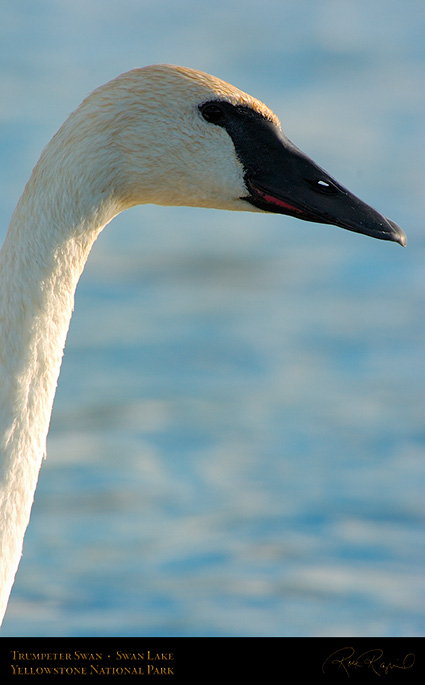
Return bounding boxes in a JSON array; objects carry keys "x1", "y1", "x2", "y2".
[{"x1": 199, "y1": 103, "x2": 226, "y2": 125}]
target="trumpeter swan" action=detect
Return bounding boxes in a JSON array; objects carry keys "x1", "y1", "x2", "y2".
[{"x1": 0, "y1": 64, "x2": 406, "y2": 627}]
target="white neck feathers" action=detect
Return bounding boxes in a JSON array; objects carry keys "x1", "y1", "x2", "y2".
[
  {"x1": 0, "y1": 101, "x2": 122, "y2": 623},
  {"x1": 0, "y1": 64, "x2": 263, "y2": 626}
]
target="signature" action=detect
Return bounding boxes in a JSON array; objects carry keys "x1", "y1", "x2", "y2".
[{"x1": 322, "y1": 647, "x2": 415, "y2": 677}]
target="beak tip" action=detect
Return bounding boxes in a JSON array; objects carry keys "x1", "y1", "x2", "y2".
[{"x1": 386, "y1": 218, "x2": 407, "y2": 247}]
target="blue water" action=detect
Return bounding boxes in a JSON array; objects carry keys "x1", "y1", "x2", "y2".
[{"x1": 1, "y1": 0, "x2": 425, "y2": 637}]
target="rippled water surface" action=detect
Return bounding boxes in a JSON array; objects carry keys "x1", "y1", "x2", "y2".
[{"x1": 1, "y1": 0, "x2": 425, "y2": 637}]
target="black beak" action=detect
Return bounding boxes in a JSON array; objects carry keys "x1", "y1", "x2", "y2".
[
  {"x1": 199, "y1": 99, "x2": 406, "y2": 246},
  {"x1": 242, "y1": 131, "x2": 406, "y2": 246}
]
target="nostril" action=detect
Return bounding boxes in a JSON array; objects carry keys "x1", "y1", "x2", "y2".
[{"x1": 307, "y1": 178, "x2": 338, "y2": 195}]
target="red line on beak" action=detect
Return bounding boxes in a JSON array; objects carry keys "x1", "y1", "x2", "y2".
[{"x1": 254, "y1": 186, "x2": 304, "y2": 213}]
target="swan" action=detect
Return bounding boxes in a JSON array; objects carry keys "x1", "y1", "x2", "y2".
[{"x1": 0, "y1": 64, "x2": 406, "y2": 627}]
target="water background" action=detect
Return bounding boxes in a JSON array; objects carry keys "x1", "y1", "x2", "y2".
[{"x1": 1, "y1": 0, "x2": 425, "y2": 637}]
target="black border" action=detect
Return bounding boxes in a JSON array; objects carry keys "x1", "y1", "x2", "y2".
[{"x1": 0, "y1": 637, "x2": 423, "y2": 683}]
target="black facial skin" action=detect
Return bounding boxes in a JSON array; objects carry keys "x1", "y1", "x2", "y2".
[{"x1": 199, "y1": 100, "x2": 406, "y2": 246}]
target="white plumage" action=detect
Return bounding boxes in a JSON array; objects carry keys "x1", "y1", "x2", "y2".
[{"x1": 0, "y1": 65, "x2": 405, "y2": 627}]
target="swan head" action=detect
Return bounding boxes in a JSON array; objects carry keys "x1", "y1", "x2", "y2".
[{"x1": 78, "y1": 64, "x2": 406, "y2": 245}]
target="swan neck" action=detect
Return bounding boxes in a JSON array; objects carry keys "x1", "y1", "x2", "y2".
[{"x1": 0, "y1": 135, "x2": 120, "y2": 625}]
